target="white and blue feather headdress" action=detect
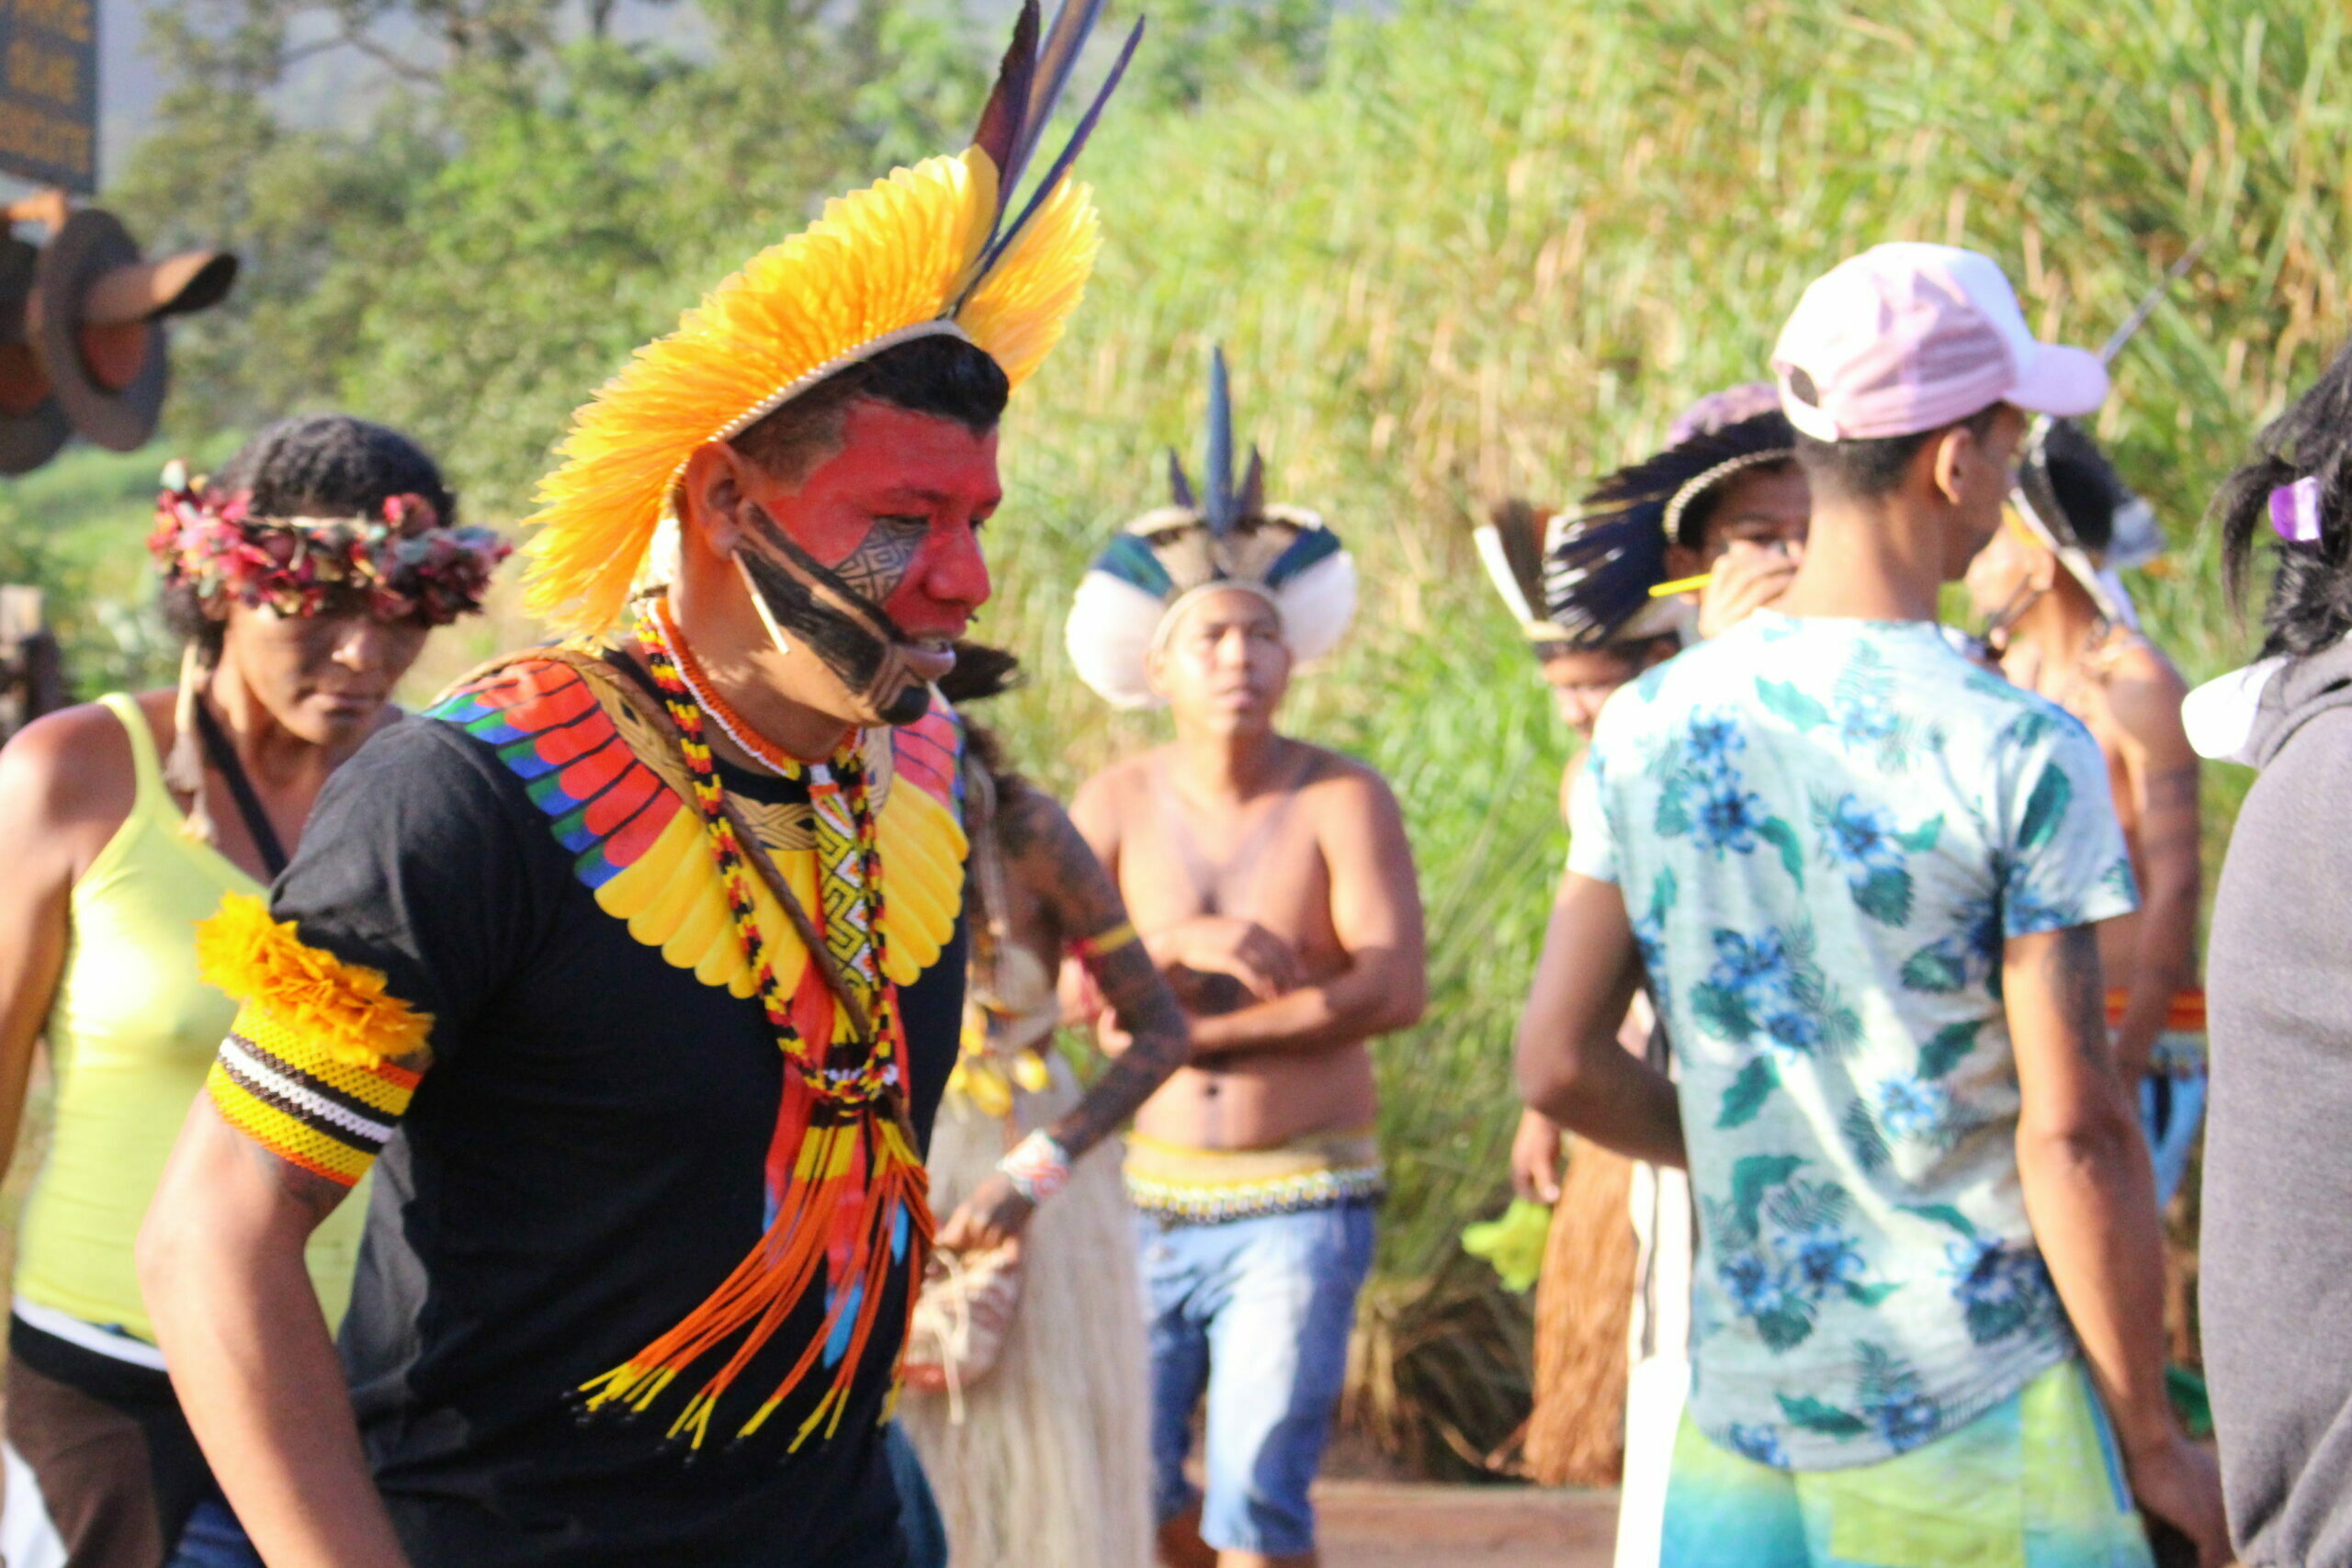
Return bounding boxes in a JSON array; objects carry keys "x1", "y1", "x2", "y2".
[{"x1": 1066, "y1": 347, "x2": 1356, "y2": 708}]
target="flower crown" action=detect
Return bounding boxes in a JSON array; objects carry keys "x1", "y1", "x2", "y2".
[{"x1": 150, "y1": 462, "x2": 510, "y2": 626}]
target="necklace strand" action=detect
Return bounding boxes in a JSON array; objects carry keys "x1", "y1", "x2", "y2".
[
  {"x1": 651, "y1": 597, "x2": 801, "y2": 773},
  {"x1": 636, "y1": 608, "x2": 899, "y2": 1107}
]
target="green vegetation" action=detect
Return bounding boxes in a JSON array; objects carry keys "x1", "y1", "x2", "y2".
[{"x1": 8, "y1": 0, "x2": 2348, "y2": 1477}]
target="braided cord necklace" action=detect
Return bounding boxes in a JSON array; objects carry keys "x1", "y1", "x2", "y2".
[
  {"x1": 650, "y1": 597, "x2": 799, "y2": 774},
  {"x1": 634, "y1": 605, "x2": 899, "y2": 1105}
]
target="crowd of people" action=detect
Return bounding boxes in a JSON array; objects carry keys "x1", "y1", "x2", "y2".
[{"x1": 0, "y1": 6, "x2": 2346, "y2": 1568}]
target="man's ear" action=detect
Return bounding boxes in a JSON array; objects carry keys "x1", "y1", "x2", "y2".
[
  {"x1": 1664, "y1": 542, "x2": 1705, "y2": 578},
  {"x1": 679, "y1": 442, "x2": 754, "y2": 557},
  {"x1": 1142, "y1": 643, "x2": 1171, "y2": 699},
  {"x1": 1928, "y1": 424, "x2": 1973, "y2": 508}
]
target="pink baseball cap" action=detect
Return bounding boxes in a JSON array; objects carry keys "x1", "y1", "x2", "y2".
[{"x1": 1770, "y1": 243, "x2": 2107, "y2": 441}]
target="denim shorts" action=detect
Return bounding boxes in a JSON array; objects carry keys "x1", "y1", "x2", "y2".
[{"x1": 1139, "y1": 1199, "x2": 1377, "y2": 1557}]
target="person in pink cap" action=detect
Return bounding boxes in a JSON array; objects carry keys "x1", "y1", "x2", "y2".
[{"x1": 1513, "y1": 243, "x2": 2227, "y2": 1567}]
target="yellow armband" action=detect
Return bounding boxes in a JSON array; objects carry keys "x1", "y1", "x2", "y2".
[{"x1": 196, "y1": 894, "x2": 433, "y2": 1187}]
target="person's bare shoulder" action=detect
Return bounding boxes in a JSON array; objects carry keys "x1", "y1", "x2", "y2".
[
  {"x1": 1289, "y1": 740, "x2": 1396, "y2": 799},
  {"x1": 1288, "y1": 742, "x2": 1410, "y2": 845},
  {"x1": 2093, "y1": 635, "x2": 2193, "y2": 753},
  {"x1": 1068, "y1": 749, "x2": 1161, "y2": 852},
  {"x1": 0, "y1": 695, "x2": 150, "y2": 844}
]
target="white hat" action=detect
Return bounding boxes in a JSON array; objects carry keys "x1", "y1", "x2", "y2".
[{"x1": 1772, "y1": 243, "x2": 2108, "y2": 441}]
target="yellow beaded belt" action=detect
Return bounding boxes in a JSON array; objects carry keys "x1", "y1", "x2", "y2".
[{"x1": 1125, "y1": 1129, "x2": 1385, "y2": 1225}]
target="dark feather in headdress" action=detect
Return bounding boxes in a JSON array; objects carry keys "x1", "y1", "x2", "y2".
[
  {"x1": 1586, "y1": 410, "x2": 1798, "y2": 555},
  {"x1": 1204, "y1": 345, "x2": 1238, "y2": 536},
  {"x1": 964, "y1": 3, "x2": 1147, "y2": 291},
  {"x1": 1237, "y1": 447, "x2": 1265, "y2": 523},
  {"x1": 1541, "y1": 499, "x2": 1672, "y2": 644},
  {"x1": 1542, "y1": 409, "x2": 1795, "y2": 642},
  {"x1": 1168, "y1": 449, "x2": 1196, "y2": 510}
]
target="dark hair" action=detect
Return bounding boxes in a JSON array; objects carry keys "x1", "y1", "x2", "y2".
[
  {"x1": 1794, "y1": 404, "x2": 2004, "y2": 501},
  {"x1": 2216, "y1": 335, "x2": 2352, "y2": 657},
  {"x1": 160, "y1": 414, "x2": 455, "y2": 657},
  {"x1": 2042, "y1": 420, "x2": 2130, "y2": 555},
  {"x1": 729, "y1": 333, "x2": 1012, "y2": 484},
  {"x1": 935, "y1": 642, "x2": 1023, "y2": 783},
  {"x1": 1536, "y1": 632, "x2": 1677, "y2": 673}
]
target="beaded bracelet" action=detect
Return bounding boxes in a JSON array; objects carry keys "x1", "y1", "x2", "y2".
[
  {"x1": 1070, "y1": 919, "x2": 1140, "y2": 968},
  {"x1": 998, "y1": 1130, "x2": 1074, "y2": 1204}
]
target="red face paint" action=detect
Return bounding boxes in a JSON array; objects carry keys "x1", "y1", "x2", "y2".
[{"x1": 732, "y1": 400, "x2": 1000, "y2": 725}]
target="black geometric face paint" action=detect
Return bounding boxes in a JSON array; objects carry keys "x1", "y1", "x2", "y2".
[
  {"x1": 735, "y1": 502, "x2": 934, "y2": 728},
  {"x1": 831, "y1": 515, "x2": 930, "y2": 605}
]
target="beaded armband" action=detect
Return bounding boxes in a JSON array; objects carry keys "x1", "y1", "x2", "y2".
[
  {"x1": 1069, "y1": 919, "x2": 1139, "y2": 972},
  {"x1": 195, "y1": 894, "x2": 433, "y2": 1188}
]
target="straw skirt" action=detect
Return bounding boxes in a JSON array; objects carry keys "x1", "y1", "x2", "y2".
[{"x1": 900, "y1": 1055, "x2": 1154, "y2": 1568}]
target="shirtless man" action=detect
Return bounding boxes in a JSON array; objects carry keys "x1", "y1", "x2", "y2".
[
  {"x1": 1063, "y1": 357, "x2": 1427, "y2": 1568},
  {"x1": 1964, "y1": 420, "x2": 2205, "y2": 1204}
]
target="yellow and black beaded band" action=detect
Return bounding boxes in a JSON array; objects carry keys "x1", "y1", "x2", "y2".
[
  {"x1": 209, "y1": 1005, "x2": 422, "y2": 1187},
  {"x1": 195, "y1": 893, "x2": 434, "y2": 1189}
]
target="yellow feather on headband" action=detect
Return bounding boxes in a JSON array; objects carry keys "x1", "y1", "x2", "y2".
[{"x1": 522, "y1": 122, "x2": 1104, "y2": 638}]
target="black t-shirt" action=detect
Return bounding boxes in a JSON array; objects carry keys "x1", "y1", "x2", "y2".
[{"x1": 272, "y1": 701, "x2": 963, "y2": 1568}]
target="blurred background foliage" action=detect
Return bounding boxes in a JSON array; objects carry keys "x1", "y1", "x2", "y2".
[{"x1": 7, "y1": 0, "x2": 2348, "y2": 1479}]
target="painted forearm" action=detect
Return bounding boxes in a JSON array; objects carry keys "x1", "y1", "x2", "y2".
[{"x1": 1044, "y1": 943, "x2": 1189, "y2": 1157}]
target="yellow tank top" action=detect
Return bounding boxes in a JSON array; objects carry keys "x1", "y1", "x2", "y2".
[{"x1": 13, "y1": 694, "x2": 367, "y2": 1349}]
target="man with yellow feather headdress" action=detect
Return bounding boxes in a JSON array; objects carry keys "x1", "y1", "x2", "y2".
[{"x1": 135, "y1": 8, "x2": 1172, "y2": 1566}]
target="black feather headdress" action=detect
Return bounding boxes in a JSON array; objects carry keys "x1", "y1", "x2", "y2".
[{"x1": 1541, "y1": 409, "x2": 1796, "y2": 646}]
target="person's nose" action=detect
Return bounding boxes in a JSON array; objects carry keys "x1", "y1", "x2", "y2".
[
  {"x1": 920, "y1": 520, "x2": 992, "y2": 616},
  {"x1": 333, "y1": 618, "x2": 401, "y2": 671}
]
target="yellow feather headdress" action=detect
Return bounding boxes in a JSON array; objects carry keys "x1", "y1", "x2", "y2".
[{"x1": 522, "y1": 1, "x2": 1141, "y2": 638}]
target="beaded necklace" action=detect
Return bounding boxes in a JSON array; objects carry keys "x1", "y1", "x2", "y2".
[
  {"x1": 650, "y1": 597, "x2": 800, "y2": 774},
  {"x1": 587, "y1": 609, "x2": 933, "y2": 1454},
  {"x1": 634, "y1": 606, "x2": 899, "y2": 1107}
]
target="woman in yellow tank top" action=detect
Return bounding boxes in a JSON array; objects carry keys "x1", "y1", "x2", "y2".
[{"x1": 0, "y1": 416, "x2": 503, "y2": 1568}]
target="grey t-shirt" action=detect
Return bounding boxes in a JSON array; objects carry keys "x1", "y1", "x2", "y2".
[{"x1": 2204, "y1": 640, "x2": 2352, "y2": 1568}]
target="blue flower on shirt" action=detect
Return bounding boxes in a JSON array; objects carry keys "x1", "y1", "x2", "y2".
[
  {"x1": 1698, "y1": 784, "x2": 1770, "y2": 855},
  {"x1": 1875, "y1": 1075, "x2": 1951, "y2": 1141},
  {"x1": 1726, "y1": 1424, "x2": 1791, "y2": 1468},
  {"x1": 1857, "y1": 1342, "x2": 1944, "y2": 1453},
  {"x1": 1901, "y1": 892, "x2": 2001, "y2": 996},
  {"x1": 1719, "y1": 1252, "x2": 1794, "y2": 1319},
  {"x1": 1691, "y1": 925, "x2": 1860, "y2": 1059},
  {"x1": 1776, "y1": 1220, "x2": 1867, "y2": 1294},
  {"x1": 1685, "y1": 713, "x2": 1747, "y2": 770},
  {"x1": 1838, "y1": 703, "x2": 1898, "y2": 753},
  {"x1": 1813, "y1": 793, "x2": 1943, "y2": 927},
  {"x1": 1869, "y1": 1390, "x2": 1943, "y2": 1451},
  {"x1": 1943, "y1": 1235, "x2": 2060, "y2": 1346},
  {"x1": 1707, "y1": 1161, "x2": 1896, "y2": 1352}
]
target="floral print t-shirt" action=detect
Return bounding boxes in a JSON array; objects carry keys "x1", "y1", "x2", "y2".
[{"x1": 1567, "y1": 610, "x2": 2137, "y2": 1471}]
